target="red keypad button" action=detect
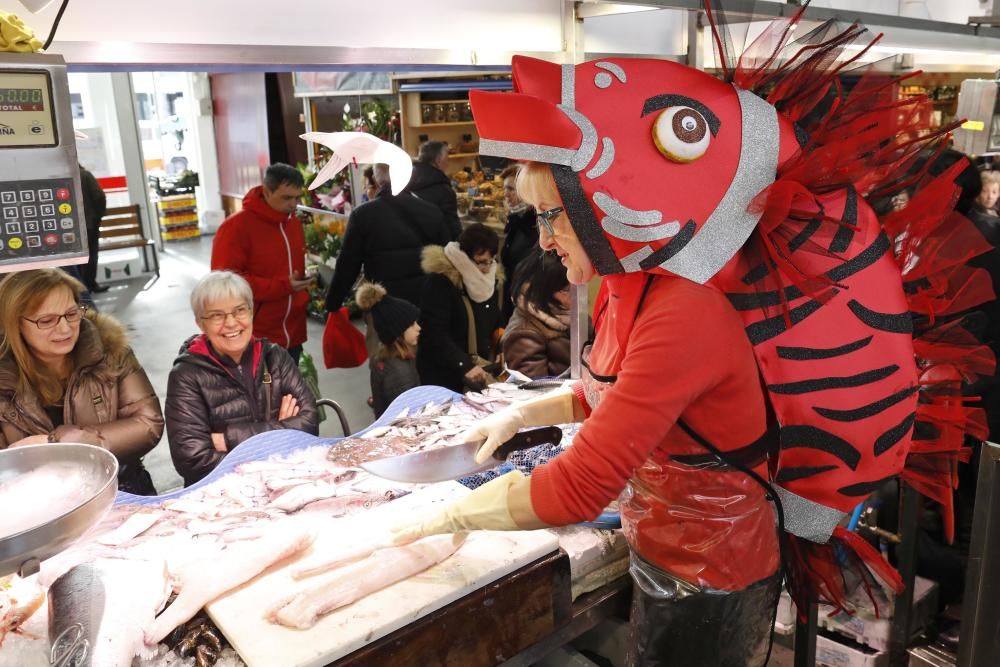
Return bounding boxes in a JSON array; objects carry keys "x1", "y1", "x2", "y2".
[
  {"x1": 44, "y1": 233, "x2": 59, "y2": 247},
  {"x1": 56, "y1": 188, "x2": 70, "y2": 200}
]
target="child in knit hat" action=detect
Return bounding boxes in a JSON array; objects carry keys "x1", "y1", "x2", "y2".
[{"x1": 355, "y1": 282, "x2": 422, "y2": 417}]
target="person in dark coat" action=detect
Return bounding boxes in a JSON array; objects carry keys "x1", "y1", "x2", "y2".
[
  {"x1": 502, "y1": 251, "x2": 571, "y2": 379},
  {"x1": 325, "y1": 163, "x2": 450, "y2": 313},
  {"x1": 417, "y1": 224, "x2": 504, "y2": 393},
  {"x1": 79, "y1": 165, "x2": 107, "y2": 293},
  {"x1": 166, "y1": 271, "x2": 318, "y2": 486},
  {"x1": 405, "y1": 140, "x2": 460, "y2": 240},
  {"x1": 499, "y1": 164, "x2": 539, "y2": 322},
  {"x1": 356, "y1": 281, "x2": 421, "y2": 418}
]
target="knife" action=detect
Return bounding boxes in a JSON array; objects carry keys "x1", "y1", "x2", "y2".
[{"x1": 359, "y1": 426, "x2": 564, "y2": 483}]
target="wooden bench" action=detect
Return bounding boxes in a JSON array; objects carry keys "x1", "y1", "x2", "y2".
[{"x1": 98, "y1": 204, "x2": 160, "y2": 277}]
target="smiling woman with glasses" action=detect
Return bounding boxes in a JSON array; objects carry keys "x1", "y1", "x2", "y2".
[
  {"x1": 0, "y1": 269, "x2": 164, "y2": 495},
  {"x1": 165, "y1": 271, "x2": 318, "y2": 486}
]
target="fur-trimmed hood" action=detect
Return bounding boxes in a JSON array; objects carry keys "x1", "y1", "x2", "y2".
[
  {"x1": 0, "y1": 311, "x2": 132, "y2": 391},
  {"x1": 420, "y1": 244, "x2": 505, "y2": 290}
]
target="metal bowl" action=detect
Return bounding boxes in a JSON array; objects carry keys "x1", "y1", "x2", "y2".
[{"x1": 0, "y1": 443, "x2": 117, "y2": 577}]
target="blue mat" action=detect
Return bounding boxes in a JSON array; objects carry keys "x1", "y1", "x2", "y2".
[{"x1": 114, "y1": 385, "x2": 526, "y2": 506}]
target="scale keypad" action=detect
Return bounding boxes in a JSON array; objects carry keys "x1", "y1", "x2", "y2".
[{"x1": 0, "y1": 178, "x2": 83, "y2": 260}]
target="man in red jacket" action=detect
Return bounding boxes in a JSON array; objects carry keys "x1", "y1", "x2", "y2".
[{"x1": 211, "y1": 163, "x2": 312, "y2": 362}]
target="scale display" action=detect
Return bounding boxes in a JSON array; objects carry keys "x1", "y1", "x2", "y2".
[{"x1": 0, "y1": 71, "x2": 55, "y2": 148}]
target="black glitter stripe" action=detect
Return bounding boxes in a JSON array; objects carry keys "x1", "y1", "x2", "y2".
[
  {"x1": 789, "y1": 217, "x2": 822, "y2": 253},
  {"x1": 847, "y1": 299, "x2": 913, "y2": 334},
  {"x1": 746, "y1": 300, "x2": 823, "y2": 345},
  {"x1": 741, "y1": 263, "x2": 770, "y2": 285},
  {"x1": 793, "y1": 123, "x2": 810, "y2": 148},
  {"x1": 639, "y1": 220, "x2": 697, "y2": 269},
  {"x1": 813, "y1": 385, "x2": 919, "y2": 422},
  {"x1": 727, "y1": 232, "x2": 888, "y2": 313},
  {"x1": 779, "y1": 424, "x2": 862, "y2": 470},
  {"x1": 829, "y1": 186, "x2": 857, "y2": 253},
  {"x1": 874, "y1": 412, "x2": 916, "y2": 456},
  {"x1": 550, "y1": 165, "x2": 623, "y2": 275},
  {"x1": 728, "y1": 285, "x2": 807, "y2": 311},
  {"x1": 640, "y1": 94, "x2": 722, "y2": 135},
  {"x1": 775, "y1": 464, "x2": 838, "y2": 483},
  {"x1": 777, "y1": 335, "x2": 873, "y2": 360},
  {"x1": 826, "y1": 232, "x2": 890, "y2": 283},
  {"x1": 838, "y1": 475, "x2": 896, "y2": 497},
  {"x1": 767, "y1": 365, "x2": 899, "y2": 395}
]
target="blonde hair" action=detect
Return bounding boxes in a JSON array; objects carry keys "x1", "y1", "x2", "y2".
[
  {"x1": 514, "y1": 161, "x2": 559, "y2": 210},
  {"x1": 980, "y1": 170, "x2": 1000, "y2": 188},
  {"x1": 0, "y1": 269, "x2": 84, "y2": 404}
]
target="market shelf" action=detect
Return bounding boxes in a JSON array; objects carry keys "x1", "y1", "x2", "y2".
[{"x1": 411, "y1": 121, "x2": 477, "y2": 128}]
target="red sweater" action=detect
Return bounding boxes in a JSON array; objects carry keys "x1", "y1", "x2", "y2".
[
  {"x1": 211, "y1": 187, "x2": 309, "y2": 348},
  {"x1": 530, "y1": 274, "x2": 779, "y2": 590}
]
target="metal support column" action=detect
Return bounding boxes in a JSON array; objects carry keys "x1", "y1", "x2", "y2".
[
  {"x1": 958, "y1": 442, "x2": 1000, "y2": 666},
  {"x1": 793, "y1": 603, "x2": 817, "y2": 667},
  {"x1": 889, "y1": 483, "x2": 920, "y2": 665},
  {"x1": 303, "y1": 97, "x2": 315, "y2": 167},
  {"x1": 112, "y1": 73, "x2": 156, "y2": 258},
  {"x1": 686, "y1": 8, "x2": 704, "y2": 71},
  {"x1": 565, "y1": 1, "x2": 587, "y2": 380}
]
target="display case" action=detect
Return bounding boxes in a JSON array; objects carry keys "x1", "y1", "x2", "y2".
[{"x1": 149, "y1": 173, "x2": 200, "y2": 241}]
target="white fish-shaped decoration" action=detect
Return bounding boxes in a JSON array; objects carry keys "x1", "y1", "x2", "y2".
[{"x1": 300, "y1": 132, "x2": 412, "y2": 195}]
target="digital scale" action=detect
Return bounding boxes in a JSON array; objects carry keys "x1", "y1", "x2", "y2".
[{"x1": 0, "y1": 52, "x2": 86, "y2": 273}]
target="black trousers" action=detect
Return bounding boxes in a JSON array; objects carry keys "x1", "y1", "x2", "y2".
[{"x1": 625, "y1": 554, "x2": 781, "y2": 667}]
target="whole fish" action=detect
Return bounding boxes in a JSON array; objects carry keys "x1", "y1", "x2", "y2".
[
  {"x1": 48, "y1": 558, "x2": 170, "y2": 667},
  {"x1": 144, "y1": 522, "x2": 315, "y2": 646},
  {"x1": 268, "y1": 533, "x2": 466, "y2": 630}
]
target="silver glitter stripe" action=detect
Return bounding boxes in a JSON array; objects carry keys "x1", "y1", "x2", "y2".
[
  {"x1": 602, "y1": 217, "x2": 681, "y2": 242},
  {"x1": 658, "y1": 88, "x2": 779, "y2": 284},
  {"x1": 586, "y1": 137, "x2": 615, "y2": 180},
  {"x1": 620, "y1": 245, "x2": 654, "y2": 272},
  {"x1": 595, "y1": 61, "x2": 627, "y2": 83},
  {"x1": 594, "y1": 192, "x2": 663, "y2": 225},
  {"x1": 595, "y1": 72, "x2": 613, "y2": 89},
  {"x1": 560, "y1": 106, "x2": 599, "y2": 172},
  {"x1": 774, "y1": 485, "x2": 846, "y2": 544},
  {"x1": 477, "y1": 138, "x2": 576, "y2": 166},
  {"x1": 561, "y1": 64, "x2": 575, "y2": 110}
]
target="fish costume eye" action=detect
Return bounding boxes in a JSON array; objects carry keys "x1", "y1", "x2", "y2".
[{"x1": 653, "y1": 106, "x2": 710, "y2": 163}]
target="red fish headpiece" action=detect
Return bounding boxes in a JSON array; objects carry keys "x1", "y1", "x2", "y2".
[{"x1": 471, "y1": 56, "x2": 801, "y2": 283}]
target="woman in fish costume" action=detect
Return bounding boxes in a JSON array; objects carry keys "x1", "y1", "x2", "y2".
[{"x1": 389, "y1": 4, "x2": 995, "y2": 665}]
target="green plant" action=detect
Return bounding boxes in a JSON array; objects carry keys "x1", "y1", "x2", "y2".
[{"x1": 302, "y1": 223, "x2": 343, "y2": 264}]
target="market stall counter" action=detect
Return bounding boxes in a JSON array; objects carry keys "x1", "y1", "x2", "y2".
[{"x1": 0, "y1": 384, "x2": 629, "y2": 667}]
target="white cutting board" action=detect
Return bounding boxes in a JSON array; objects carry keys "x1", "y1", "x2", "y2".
[{"x1": 207, "y1": 482, "x2": 559, "y2": 667}]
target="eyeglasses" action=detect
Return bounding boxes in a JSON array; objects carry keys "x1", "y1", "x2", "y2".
[
  {"x1": 200, "y1": 304, "x2": 252, "y2": 326},
  {"x1": 536, "y1": 207, "x2": 564, "y2": 236},
  {"x1": 22, "y1": 305, "x2": 87, "y2": 330}
]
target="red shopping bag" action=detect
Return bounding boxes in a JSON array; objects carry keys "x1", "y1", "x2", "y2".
[{"x1": 323, "y1": 307, "x2": 367, "y2": 369}]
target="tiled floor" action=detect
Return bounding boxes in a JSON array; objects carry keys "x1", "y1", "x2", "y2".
[{"x1": 94, "y1": 236, "x2": 374, "y2": 494}]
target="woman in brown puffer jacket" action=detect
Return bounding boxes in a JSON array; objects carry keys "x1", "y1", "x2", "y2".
[
  {"x1": 501, "y1": 251, "x2": 571, "y2": 379},
  {"x1": 165, "y1": 271, "x2": 318, "y2": 486},
  {"x1": 0, "y1": 269, "x2": 163, "y2": 495}
]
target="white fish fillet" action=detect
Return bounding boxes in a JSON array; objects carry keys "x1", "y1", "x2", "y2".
[
  {"x1": 267, "y1": 480, "x2": 339, "y2": 512},
  {"x1": 289, "y1": 529, "x2": 395, "y2": 579},
  {"x1": 96, "y1": 510, "x2": 164, "y2": 546},
  {"x1": 269, "y1": 533, "x2": 466, "y2": 630},
  {"x1": 144, "y1": 522, "x2": 315, "y2": 645}
]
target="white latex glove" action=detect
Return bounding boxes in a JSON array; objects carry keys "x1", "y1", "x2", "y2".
[
  {"x1": 391, "y1": 471, "x2": 528, "y2": 544},
  {"x1": 461, "y1": 386, "x2": 580, "y2": 464}
]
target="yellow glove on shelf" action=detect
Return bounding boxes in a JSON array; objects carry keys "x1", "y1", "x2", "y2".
[{"x1": 0, "y1": 12, "x2": 42, "y2": 53}]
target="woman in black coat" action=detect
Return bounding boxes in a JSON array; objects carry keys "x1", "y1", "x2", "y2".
[
  {"x1": 165, "y1": 271, "x2": 319, "y2": 486},
  {"x1": 417, "y1": 224, "x2": 504, "y2": 393}
]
